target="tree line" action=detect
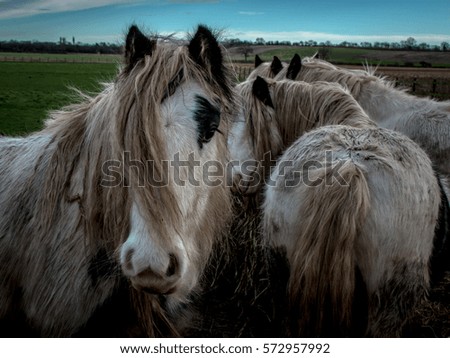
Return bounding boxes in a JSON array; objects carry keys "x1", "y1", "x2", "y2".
[
  {"x1": 0, "y1": 36, "x2": 448, "y2": 55},
  {"x1": 224, "y1": 37, "x2": 449, "y2": 52},
  {"x1": 0, "y1": 39, "x2": 122, "y2": 55}
]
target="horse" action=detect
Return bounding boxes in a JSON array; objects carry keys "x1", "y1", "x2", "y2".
[
  {"x1": 275, "y1": 54, "x2": 450, "y2": 185},
  {"x1": 246, "y1": 55, "x2": 286, "y2": 81},
  {"x1": 228, "y1": 75, "x2": 376, "y2": 195},
  {"x1": 0, "y1": 24, "x2": 234, "y2": 337},
  {"x1": 262, "y1": 124, "x2": 443, "y2": 337}
]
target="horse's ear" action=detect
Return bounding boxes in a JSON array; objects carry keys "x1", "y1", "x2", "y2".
[
  {"x1": 255, "y1": 55, "x2": 263, "y2": 68},
  {"x1": 188, "y1": 25, "x2": 224, "y2": 78},
  {"x1": 253, "y1": 76, "x2": 274, "y2": 108},
  {"x1": 271, "y1": 56, "x2": 283, "y2": 75},
  {"x1": 125, "y1": 25, "x2": 156, "y2": 71},
  {"x1": 286, "y1": 53, "x2": 302, "y2": 80}
]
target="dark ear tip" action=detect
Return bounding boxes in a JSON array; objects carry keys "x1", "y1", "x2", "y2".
[
  {"x1": 126, "y1": 24, "x2": 142, "y2": 39},
  {"x1": 286, "y1": 53, "x2": 302, "y2": 79},
  {"x1": 193, "y1": 24, "x2": 215, "y2": 40},
  {"x1": 189, "y1": 24, "x2": 220, "y2": 57},
  {"x1": 128, "y1": 24, "x2": 139, "y2": 33},
  {"x1": 255, "y1": 54, "x2": 263, "y2": 67}
]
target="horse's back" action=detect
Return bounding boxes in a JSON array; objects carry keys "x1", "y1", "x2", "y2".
[{"x1": 264, "y1": 125, "x2": 441, "y2": 336}]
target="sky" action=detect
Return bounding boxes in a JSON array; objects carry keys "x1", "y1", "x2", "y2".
[{"x1": 0, "y1": 0, "x2": 449, "y2": 45}]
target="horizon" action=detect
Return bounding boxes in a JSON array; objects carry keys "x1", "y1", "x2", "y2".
[{"x1": 0, "y1": 1, "x2": 449, "y2": 46}]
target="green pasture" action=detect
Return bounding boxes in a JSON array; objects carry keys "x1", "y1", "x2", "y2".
[
  {"x1": 0, "y1": 52, "x2": 120, "y2": 63},
  {"x1": 0, "y1": 62, "x2": 117, "y2": 135}
]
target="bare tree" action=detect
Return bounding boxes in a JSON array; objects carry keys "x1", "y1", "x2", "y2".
[{"x1": 237, "y1": 44, "x2": 254, "y2": 62}]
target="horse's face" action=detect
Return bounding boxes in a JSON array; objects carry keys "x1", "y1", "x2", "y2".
[
  {"x1": 118, "y1": 25, "x2": 232, "y2": 308},
  {"x1": 228, "y1": 77, "x2": 280, "y2": 195}
]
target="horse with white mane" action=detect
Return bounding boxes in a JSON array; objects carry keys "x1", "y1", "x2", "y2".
[
  {"x1": 228, "y1": 75, "x2": 449, "y2": 336},
  {"x1": 229, "y1": 75, "x2": 376, "y2": 195},
  {"x1": 263, "y1": 125, "x2": 443, "y2": 337},
  {"x1": 275, "y1": 54, "x2": 450, "y2": 184},
  {"x1": 0, "y1": 25, "x2": 234, "y2": 337}
]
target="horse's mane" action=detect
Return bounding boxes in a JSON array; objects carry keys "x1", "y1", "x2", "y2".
[
  {"x1": 281, "y1": 56, "x2": 396, "y2": 98},
  {"x1": 235, "y1": 81, "x2": 283, "y2": 173},
  {"x1": 237, "y1": 78, "x2": 376, "y2": 165},
  {"x1": 272, "y1": 79, "x2": 376, "y2": 146}
]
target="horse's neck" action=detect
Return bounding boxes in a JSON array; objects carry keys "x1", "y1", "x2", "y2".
[{"x1": 358, "y1": 81, "x2": 432, "y2": 127}]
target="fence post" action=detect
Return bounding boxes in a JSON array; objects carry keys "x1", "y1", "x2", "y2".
[
  {"x1": 412, "y1": 77, "x2": 417, "y2": 93},
  {"x1": 432, "y1": 79, "x2": 437, "y2": 95}
]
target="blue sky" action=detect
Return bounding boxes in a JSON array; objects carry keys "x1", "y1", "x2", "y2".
[{"x1": 0, "y1": 0, "x2": 449, "y2": 45}]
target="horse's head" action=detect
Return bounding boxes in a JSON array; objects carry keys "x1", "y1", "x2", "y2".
[
  {"x1": 228, "y1": 76, "x2": 282, "y2": 195},
  {"x1": 247, "y1": 55, "x2": 286, "y2": 81},
  {"x1": 115, "y1": 25, "x2": 234, "y2": 309},
  {"x1": 275, "y1": 53, "x2": 380, "y2": 97}
]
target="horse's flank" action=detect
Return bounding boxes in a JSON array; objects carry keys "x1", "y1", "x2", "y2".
[{"x1": 263, "y1": 125, "x2": 441, "y2": 336}]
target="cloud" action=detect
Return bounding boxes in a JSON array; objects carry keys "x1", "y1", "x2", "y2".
[
  {"x1": 226, "y1": 29, "x2": 450, "y2": 46},
  {"x1": 0, "y1": 0, "x2": 149, "y2": 19}
]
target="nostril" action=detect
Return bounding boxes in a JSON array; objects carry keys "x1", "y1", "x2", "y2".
[{"x1": 166, "y1": 253, "x2": 179, "y2": 277}]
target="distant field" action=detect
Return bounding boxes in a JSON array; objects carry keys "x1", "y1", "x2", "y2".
[
  {"x1": 0, "y1": 62, "x2": 117, "y2": 135},
  {"x1": 228, "y1": 46, "x2": 450, "y2": 68},
  {"x1": 3, "y1": 47, "x2": 450, "y2": 68}
]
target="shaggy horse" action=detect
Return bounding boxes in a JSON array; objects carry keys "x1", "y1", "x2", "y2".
[
  {"x1": 0, "y1": 25, "x2": 234, "y2": 337},
  {"x1": 228, "y1": 75, "x2": 376, "y2": 195},
  {"x1": 246, "y1": 55, "x2": 286, "y2": 81},
  {"x1": 263, "y1": 125, "x2": 442, "y2": 337},
  {"x1": 275, "y1": 54, "x2": 450, "y2": 183}
]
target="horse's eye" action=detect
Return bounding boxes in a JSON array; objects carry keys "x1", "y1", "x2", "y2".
[
  {"x1": 194, "y1": 95, "x2": 221, "y2": 149},
  {"x1": 202, "y1": 128, "x2": 218, "y2": 143}
]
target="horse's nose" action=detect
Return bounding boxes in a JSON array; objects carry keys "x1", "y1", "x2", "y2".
[{"x1": 122, "y1": 249, "x2": 181, "y2": 294}]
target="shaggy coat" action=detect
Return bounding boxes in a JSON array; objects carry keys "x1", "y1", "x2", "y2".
[
  {"x1": 263, "y1": 125, "x2": 442, "y2": 337},
  {"x1": 0, "y1": 25, "x2": 234, "y2": 337}
]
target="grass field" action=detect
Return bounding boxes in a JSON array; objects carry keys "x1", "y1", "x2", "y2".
[
  {"x1": 0, "y1": 52, "x2": 120, "y2": 63},
  {"x1": 1, "y1": 51, "x2": 449, "y2": 136},
  {"x1": 0, "y1": 62, "x2": 117, "y2": 135}
]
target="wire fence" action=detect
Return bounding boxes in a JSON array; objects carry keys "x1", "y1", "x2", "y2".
[
  {"x1": 231, "y1": 64, "x2": 450, "y2": 100},
  {"x1": 392, "y1": 76, "x2": 450, "y2": 100}
]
